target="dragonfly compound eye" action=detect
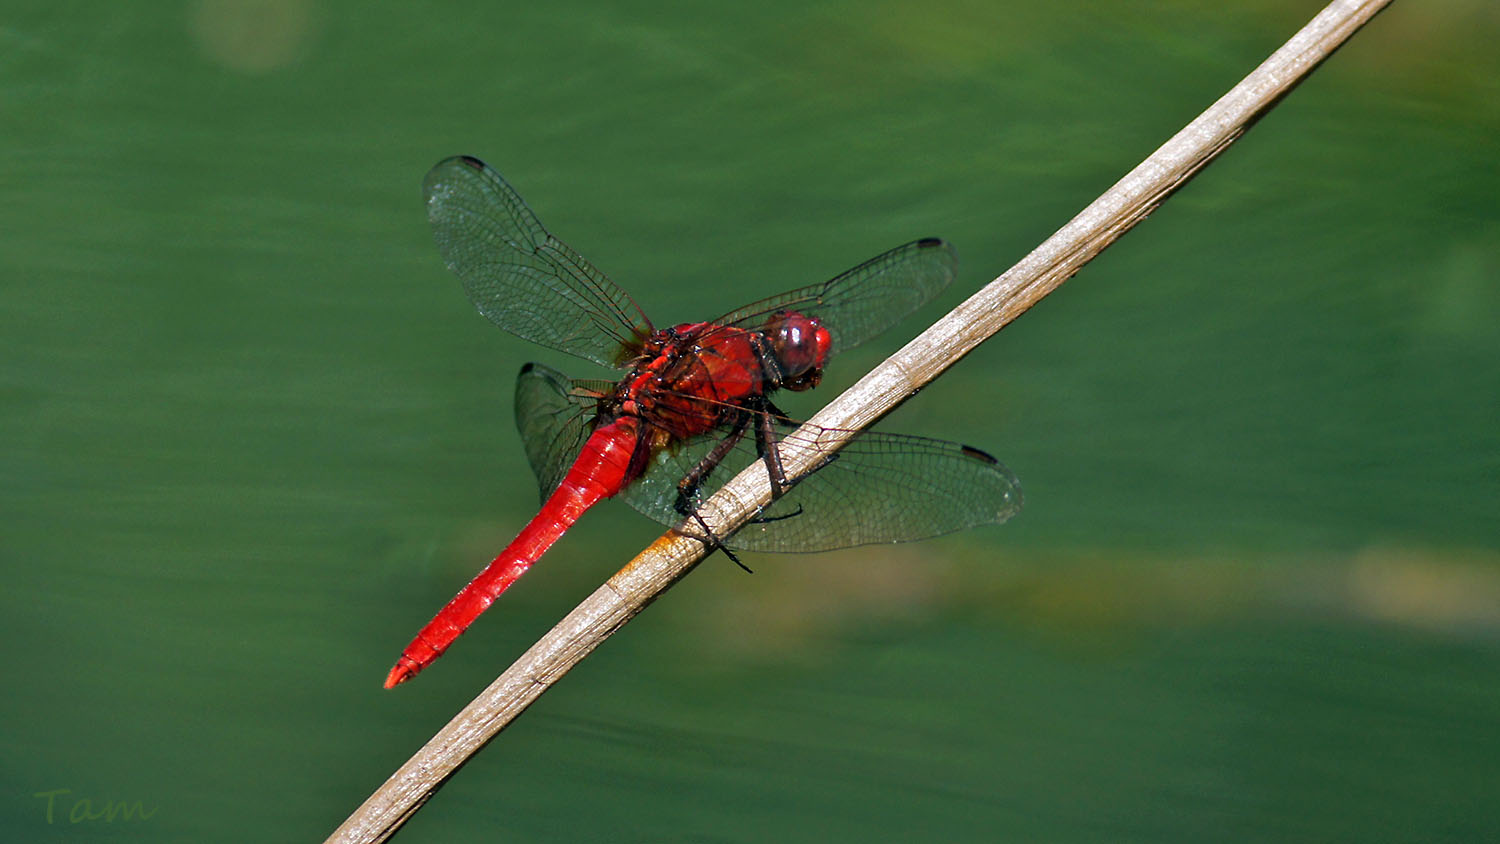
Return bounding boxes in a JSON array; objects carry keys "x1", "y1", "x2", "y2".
[{"x1": 766, "y1": 311, "x2": 831, "y2": 383}]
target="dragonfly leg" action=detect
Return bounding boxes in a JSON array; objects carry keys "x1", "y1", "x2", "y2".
[
  {"x1": 749, "y1": 503, "x2": 804, "y2": 524},
  {"x1": 685, "y1": 508, "x2": 753, "y2": 574},
  {"x1": 674, "y1": 413, "x2": 750, "y2": 517},
  {"x1": 669, "y1": 414, "x2": 755, "y2": 572},
  {"x1": 670, "y1": 403, "x2": 802, "y2": 565},
  {"x1": 753, "y1": 403, "x2": 792, "y2": 498}
]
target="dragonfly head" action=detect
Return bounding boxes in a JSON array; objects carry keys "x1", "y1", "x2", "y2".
[{"x1": 764, "y1": 310, "x2": 831, "y2": 391}]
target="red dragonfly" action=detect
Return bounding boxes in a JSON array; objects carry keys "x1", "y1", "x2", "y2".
[{"x1": 385, "y1": 155, "x2": 1021, "y2": 687}]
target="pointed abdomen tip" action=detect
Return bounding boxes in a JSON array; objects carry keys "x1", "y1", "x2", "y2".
[{"x1": 384, "y1": 662, "x2": 415, "y2": 689}]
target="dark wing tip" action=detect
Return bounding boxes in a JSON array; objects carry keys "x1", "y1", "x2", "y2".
[
  {"x1": 519, "y1": 361, "x2": 538, "y2": 375},
  {"x1": 424, "y1": 156, "x2": 489, "y2": 198},
  {"x1": 964, "y1": 444, "x2": 1025, "y2": 521},
  {"x1": 915, "y1": 238, "x2": 958, "y2": 272},
  {"x1": 959, "y1": 444, "x2": 999, "y2": 465}
]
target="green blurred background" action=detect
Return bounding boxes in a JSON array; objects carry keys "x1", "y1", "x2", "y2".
[{"x1": 3, "y1": 1, "x2": 1497, "y2": 841}]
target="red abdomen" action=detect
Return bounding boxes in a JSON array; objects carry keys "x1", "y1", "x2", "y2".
[{"x1": 384, "y1": 417, "x2": 642, "y2": 687}]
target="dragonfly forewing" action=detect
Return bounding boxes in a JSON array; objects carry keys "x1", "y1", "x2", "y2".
[
  {"x1": 425, "y1": 156, "x2": 652, "y2": 367},
  {"x1": 710, "y1": 238, "x2": 957, "y2": 360}
]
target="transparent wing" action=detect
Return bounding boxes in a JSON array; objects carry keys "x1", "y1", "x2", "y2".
[
  {"x1": 708, "y1": 238, "x2": 958, "y2": 359},
  {"x1": 425, "y1": 156, "x2": 652, "y2": 368},
  {"x1": 622, "y1": 414, "x2": 1021, "y2": 553},
  {"x1": 513, "y1": 362, "x2": 612, "y2": 502}
]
